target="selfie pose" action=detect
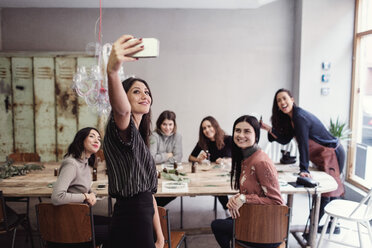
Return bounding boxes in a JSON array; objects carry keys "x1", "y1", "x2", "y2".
[
  {"x1": 103, "y1": 35, "x2": 164, "y2": 248},
  {"x1": 52, "y1": 127, "x2": 109, "y2": 247},
  {"x1": 260, "y1": 88, "x2": 345, "y2": 232},
  {"x1": 211, "y1": 115, "x2": 284, "y2": 248},
  {"x1": 189, "y1": 116, "x2": 232, "y2": 216}
]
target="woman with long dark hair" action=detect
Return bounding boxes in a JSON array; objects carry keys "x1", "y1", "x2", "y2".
[
  {"x1": 103, "y1": 35, "x2": 164, "y2": 248},
  {"x1": 52, "y1": 127, "x2": 109, "y2": 247},
  {"x1": 260, "y1": 88, "x2": 345, "y2": 233},
  {"x1": 211, "y1": 115, "x2": 284, "y2": 248},
  {"x1": 189, "y1": 116, "x2": 232, "y2": 216}
]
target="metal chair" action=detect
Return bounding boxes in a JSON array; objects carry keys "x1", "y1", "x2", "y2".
[
  {"x1": 232, "y1": 204, "x2": 290, "y2": 248},
  {"x1": 158, "y1": 206, "x2": 187, "y2": 248},
  {"x1": 0, "y1": 190, "x2": 34, "y2": 248},
  {"x1": 317, "y1": 188, "x2": 372, "y2": 248},
  {"x1": 36, "y1": 203, "x2": 96, "y2": 248}
]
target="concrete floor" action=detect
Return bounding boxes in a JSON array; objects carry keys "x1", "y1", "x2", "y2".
[{"x1": 3, "y1": 194, "x2": 372, "y2": 247}]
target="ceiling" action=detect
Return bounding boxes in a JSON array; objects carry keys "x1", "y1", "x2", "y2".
[{"x1": 0, "y1": 0, "x2": 278, "y2": 9}]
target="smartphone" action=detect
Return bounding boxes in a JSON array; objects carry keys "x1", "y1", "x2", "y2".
[
  {"x1": 97, "y1": 184, "x2": 106, "y2": 190},
  {"x1": 130, "y1": 38, "x2": 159, "y2": 58}
]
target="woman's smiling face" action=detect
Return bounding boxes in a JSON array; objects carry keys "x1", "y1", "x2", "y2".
[
  {"x1": 276, "y1": 91, "x2": 295, "y2": 115},
  {"x1": 233, "y1": 121, "x2": 256, "y2": 149}
]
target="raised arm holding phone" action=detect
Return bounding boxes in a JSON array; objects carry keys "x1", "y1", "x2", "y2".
[{"x1": 103, "y1": 34, "x2": 164, "y2": 248}]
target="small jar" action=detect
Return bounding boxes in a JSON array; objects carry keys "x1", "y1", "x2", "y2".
[
  {"x1": 93, "y1": 168, "x2": 97, "y2": 181},
  {"x1": 191, "y1": 162, "x2": 197, "y2": 173}
]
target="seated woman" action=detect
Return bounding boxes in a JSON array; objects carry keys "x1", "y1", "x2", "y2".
[
  {"x1": 189, "y1": 116, "x2": 232, "y2": 216},
  {"x1": 150, "y1": 110, "x2": 182, "y2": 206},
  {"x1": 51, "y1": 127, "x2": 109, "y2": 247},
  {"x1": 211, "y1": 115, "x2": 284, "y2": 248}
]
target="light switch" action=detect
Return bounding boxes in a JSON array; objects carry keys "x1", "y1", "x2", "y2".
[{"x1": 321, "y1": 87, "x2": 330, "y2": 96}]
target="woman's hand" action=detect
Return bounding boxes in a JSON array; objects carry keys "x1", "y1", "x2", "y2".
[
  {"x1": 216, "y1": 158, "x2": 222, "y2": 164},
  {"x1": 155, "y1": 236, "x2": 165, "y2": 248},
  {"x1": 260, "y1": 121, "x2": 272, "y2": 132},
  {"x1": 197, "y1": 151, "x2": 207, "y2": 163},
  {"x1": 84, "y1": 193, "x2": 97, "y2": 206},
  {"x1": 107, "y1": 34, "x2": 144, "y2": 76},
  {"x1": 300, "y1": 172, "x2": 312, "y2": 178},
  {"x1": 167, "y1": 153, "x2": 174, "y2": 159},
  {"x1": 227, "y1": 194, "x2": 244, "y2": 219}
]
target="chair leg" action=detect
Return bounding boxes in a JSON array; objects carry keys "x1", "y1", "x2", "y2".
[
  {"x1": 184, "y1": 236, "x2": 187, "y2": 248},
  {"x1": 180, "y1": 196, "x2": 183, "y2": 229},
  {"x1": 366, "y1": 220, "x2": 372, "y2": 245},
  {"x1": 328, "y1": 217, "x2": 338, "y2": 239},
  {"x1": 317, "y1": 214, "x2": 330, "y2": 248},
  {"x1": 214, "y1": 196, "x2": 217, "y2": 219},
  {"x1": 357, "y1": 222, "x2": 363, "y2": 248},
  {"x1": 11, "y1": 228, "x2": 17, "y2": 248}
]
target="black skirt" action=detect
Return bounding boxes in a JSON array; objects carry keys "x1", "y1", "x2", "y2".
[{"x1": 109, "y1": 191, "x2": 155, "y2": 248}]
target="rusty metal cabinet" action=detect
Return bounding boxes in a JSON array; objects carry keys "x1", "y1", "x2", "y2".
[{"x1": 0, "y1": 54, "x2": 100, "y2": 162}]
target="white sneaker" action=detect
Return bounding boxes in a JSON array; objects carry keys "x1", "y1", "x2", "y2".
[{"x1": 224, "y1": 209, "x2": 231, "y2": 218}]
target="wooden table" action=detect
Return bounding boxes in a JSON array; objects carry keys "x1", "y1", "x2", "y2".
[{"x1": 0, "y1": 162, "x2": 337, "y2": 248}]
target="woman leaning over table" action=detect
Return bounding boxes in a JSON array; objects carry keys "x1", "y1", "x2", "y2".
[
  {"x1": 260, "y1": 88, "x2": 345, "y2": 233},
  {"x1": 211, "y1": 115, "x2": 284, "y2": 248},
  {"x1": 51, "y1": 127, "x2": 110, "y2": 247},
  {"x1": 189, "y1": 116, "x2": 232, "y2": 216},
  {"x1": 150, "y1": 110, "x2": 182, "y2": 207},
  {"x1": 103, "y1": 34, "x2": 164, "y2": 248}
]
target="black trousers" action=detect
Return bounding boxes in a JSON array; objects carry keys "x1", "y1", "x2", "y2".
[
  {"x1": 218, "y1": 195, "x2": 229, "y2": 210},
  {"x1": 109, "y1": 192, "x2": 155, "y2": 248}
]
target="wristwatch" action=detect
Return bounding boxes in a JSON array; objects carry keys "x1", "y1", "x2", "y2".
[{"x1": 239, "y1": 194, "x2": 246, "y2": 204}]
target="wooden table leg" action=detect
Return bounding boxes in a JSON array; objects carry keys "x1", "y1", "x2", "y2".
[{"x1": 286, "y1": 194, "x2": 293, "y2": 248}]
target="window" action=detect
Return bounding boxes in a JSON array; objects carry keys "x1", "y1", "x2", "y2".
[{"x1": 348, "y1": 0, "x2": 372, "y2": 190}]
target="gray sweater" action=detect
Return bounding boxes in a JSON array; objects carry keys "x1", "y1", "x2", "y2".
[
  {"x1": 51, "y1": 156, "x2": 92, "y2": 205},
  {"x1": 150, "y1": 131, "x2": 183, "y2": 164}
]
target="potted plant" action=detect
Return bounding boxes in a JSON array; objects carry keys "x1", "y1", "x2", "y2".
[{"x1": 329, "y1": 118, "x2": 351, "y2": 141}]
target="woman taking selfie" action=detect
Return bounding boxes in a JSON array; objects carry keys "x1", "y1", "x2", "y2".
[
  {"x1": 189, "y1": 116, "x2": 232, "y2": 216},
  {"x1": 52, "y1": 127, "x2": 109, "y2": 247},
  {"x1": 260, "y1": 88, "x2": 345, "y2": 232},
  {"x1": 103, "y1": 35, "x2": 164, "y2": 248},
  {"x1": 211, "y1": 115, "x2": 284, "y2": 248}
]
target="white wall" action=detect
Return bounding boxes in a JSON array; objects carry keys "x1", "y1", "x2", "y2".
[
  {"x1": 297, "y1": 0, "x2": 354, "y2": 127},
  {"x1": 0, "y1": 0, "x2": 355, "y2": 161}
]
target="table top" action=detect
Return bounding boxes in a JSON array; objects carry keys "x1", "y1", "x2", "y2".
[{"x1": 0, "y1": 162, "x2": 338, "y2": 198}]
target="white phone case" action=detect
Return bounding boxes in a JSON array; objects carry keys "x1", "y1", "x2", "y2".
[{"x1": 131, "y1": 38, "x2": 159, "y2": 58}]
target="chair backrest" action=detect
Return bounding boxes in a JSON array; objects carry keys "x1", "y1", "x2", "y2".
[
  {"x1": 234, "y1": 204, "x2": 289, "y2": 244},
  {"x1": 264, "y1": 139, "x2": 298, "y2": 164},
  {"x1": 350, "y1": 187, "x2": 372, "y2": 219},
  {"x1": 36, "y1": 203, "x2": 95, "y2": 247},
  {"x1": 158, "y1": 206, "x2": 172, "y2": 248},
  {"x1": 8, "y1": 153, "x2": 40, "y2": 162}
]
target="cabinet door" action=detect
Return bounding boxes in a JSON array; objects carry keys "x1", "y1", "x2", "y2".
[
  {"x1": 12, "y1": 57, "x2": 34, "y2": 153},
  {"x1": 34, "y1": 57, "x2": 57, "y2": 161},
  {"x1": 55, "y1": 57, "x2": 77, "y2": 161},
  {"x1": 0, "y1": 57, "x2": 14, "y2": 161}
]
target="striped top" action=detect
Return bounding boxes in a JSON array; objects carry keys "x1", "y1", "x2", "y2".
[{"x1": 103, "y1": 115, "x2": 157, "y2": 198}]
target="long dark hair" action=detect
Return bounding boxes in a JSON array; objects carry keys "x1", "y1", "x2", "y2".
[
  {"x1": 198, "y1": 116, "x2": 225, "y2": 151},
  {"x1": 155, "y1": 110, "x2": 177, "y2": 135},
  {"x1": 271, "y1": 88, "x2": 295, "y2": 137},
  {"x1": 64, "y1": 127, "x2": 100, "y2": 167},
  {"x1": 122, "y1": 77, "x2": 153, "y2": 147},
  {"x1": 230, "y1": 115, "x2": 260, "y2": 190}
]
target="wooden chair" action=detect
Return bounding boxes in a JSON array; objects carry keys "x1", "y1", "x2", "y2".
[
  {"x1": 232, "y1": 204, "x2": 290, "y2": 248},
  {"x1": 158, "y1": 206, "x2": 187, "y2": 248},
  {"x1": 36, "y1": 203, "x2": 96, "y2": 248},
  {"x1": 317, "y1": 187, "x2": 372, "y2": 248},
  {"x1": 0, "y1": 191, "x2": 34, "y2": 248}
]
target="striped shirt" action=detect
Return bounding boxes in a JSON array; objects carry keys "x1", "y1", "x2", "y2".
[{"x1": 103, "y1": 115, "x2": 157, "y2": 198}]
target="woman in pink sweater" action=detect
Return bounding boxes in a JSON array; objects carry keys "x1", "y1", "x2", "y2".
[{"x1": 211, "y1": 115, "x2": 284, "y2": 248}]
